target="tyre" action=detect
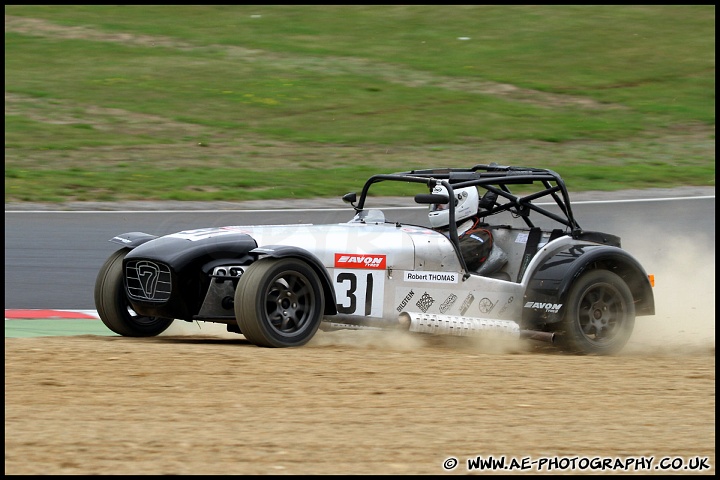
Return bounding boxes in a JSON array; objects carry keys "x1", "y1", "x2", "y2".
[
  {"x1": 94, "y1": 249, "x2": 174, "y2": 337},
  {"x1": 235, "y1": 257, "x2": 324, "y2": 347},
  {"x1": 555, "y1": 269, "x2": 635, "y2": 355}
]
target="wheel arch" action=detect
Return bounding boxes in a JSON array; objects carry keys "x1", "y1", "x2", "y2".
[
  {"x1": 523, "y1": 244, "x2": 655, "y2": 327},
  {"x1": 250, "y1": 245, "x2": 338, "y2": 315}
]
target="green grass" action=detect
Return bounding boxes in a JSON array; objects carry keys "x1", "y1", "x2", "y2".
[{"x1": 4, "y1": 5, "x2": 715, "y2": 203}]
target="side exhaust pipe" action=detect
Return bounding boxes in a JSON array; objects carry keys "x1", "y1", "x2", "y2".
[
  {"x1": 398, "y1": 312, "x2": 556, "y2": 344},
  {"x1": 520, "y1": 330, "x2": 555, "y2": 344}
]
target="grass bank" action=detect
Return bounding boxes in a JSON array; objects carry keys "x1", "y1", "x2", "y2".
[{"x1": 4, "y1": 5, "x2": 715, "y2": 203}]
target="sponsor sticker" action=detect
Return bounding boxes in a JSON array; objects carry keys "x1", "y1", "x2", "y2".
[
  {"x1": 416, "y1": 292, "x2": 435, "y2": 313},
  {"x1": 439, "y1": 294, "x2": 458, "y2": 314},
  {"x1": 396, "y1": 289, "x2": 415, "y2": 312},
  {"x1": 403, "y1": 271, "x2": 459, "y2": 283},
  {"x1": 459, "y1": 293, "x2": 475, "y2": 315},
  {"x1": 478, "y1": 297, "x2": 497, "y2": 314},
  {"x1": 334, "y1": 253, "x2": 386, "y2": 269},
  {"x1": 498, "y1": 296, "x2": 514, "y2": 316},
  {"x1": 524, "y1": 301, "x2": 563, "y2": 313}
]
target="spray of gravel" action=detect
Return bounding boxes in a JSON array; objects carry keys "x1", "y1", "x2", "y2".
[{"x1": 161, "y1": 321, "x2": 239, "y2": 338}]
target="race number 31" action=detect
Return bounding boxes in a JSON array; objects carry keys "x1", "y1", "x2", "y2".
[{"x1": 333, "y1": 270, "x2": 385, "y2": 317}]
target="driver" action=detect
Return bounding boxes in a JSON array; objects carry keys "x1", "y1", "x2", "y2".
[
  {"x1": 428, "y1": 184, "x2": 480, "y2": 236},
  {"x1": 428, "y1": 184, "x2": 493, "y2": 271}
]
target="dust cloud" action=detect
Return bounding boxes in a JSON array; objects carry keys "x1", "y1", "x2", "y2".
[
  {"x1": 310, "y1": 324, "x2": 531, "y2": 354},
  {"x1": 158, "y1": 318, "x2": 529, "y2": 354},
  {"x1": 622, "y1": 230, "x2": 715, "y2": 356},
  {"x1": 310, "y1": 328, "x2": 427, "y2": 351}
]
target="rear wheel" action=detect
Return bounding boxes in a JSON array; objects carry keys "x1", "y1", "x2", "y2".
[
  {"x1": 556, "y1": 270, "x2": 635, "y2": 355},
  {"x1": 235, "y1": 257, "x2": 324, "y2": 347},
  {"x1": 94, "y1": 249, "x2": 174, "y2": 337}
]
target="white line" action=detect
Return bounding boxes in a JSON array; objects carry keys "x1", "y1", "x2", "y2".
[
  {"x1": 4, "y1": 195, "x2": 715, "y2": 213},
  {"x1": 567, "y1": 195, "x2": 715, "y2": 205},
  {"x1": 4, "y1": 206, "x2": 417, "y2": 213}
]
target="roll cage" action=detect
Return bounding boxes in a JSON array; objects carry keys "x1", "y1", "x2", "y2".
[{"x1": 342, "y1": 163, "x2": 583, "y2": 278}]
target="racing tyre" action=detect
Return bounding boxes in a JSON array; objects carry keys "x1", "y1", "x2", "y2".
[
  {"x1": 94, "y1": 248, "x2": 174, "y2": 337},
  {"x1": 235, "y1": 257, "x2": 324, "y2": 347},
  {"x1": 556, "y1": 270, "x2": 635, "y2": 355}
]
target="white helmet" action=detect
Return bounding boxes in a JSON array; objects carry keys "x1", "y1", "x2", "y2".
[{"x1": 428, "y1": 185, "x2": 479, "y2": 228}]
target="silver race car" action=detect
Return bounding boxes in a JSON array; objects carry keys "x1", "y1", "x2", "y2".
[{"x1": 95, "y1": 164, "x2": 655, "y2": 354}]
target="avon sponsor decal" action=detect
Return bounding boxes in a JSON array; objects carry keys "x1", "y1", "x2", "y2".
[
  {"x1": 335, "y1": 253, "x2": 386, "y2": 269},
  {"x1": 524, "y1": 301, "x2": 563, "y2": 313}
]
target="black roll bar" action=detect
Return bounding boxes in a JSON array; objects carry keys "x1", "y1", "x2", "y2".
[{"x1": 350, "y1": 165, "x2": 583, "y2": 279}]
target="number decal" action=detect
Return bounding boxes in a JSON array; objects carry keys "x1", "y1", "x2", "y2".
[
  {"x1": 334, "y1": 270, "x2": 384, "y2": 317},
  {"x1": 364, "y1": 273, "x2": 373, "y2": 316},
  {"x1": 336, "y1": 272, "x2": 357, "y2": 314}
]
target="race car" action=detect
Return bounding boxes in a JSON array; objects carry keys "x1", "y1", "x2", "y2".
[{"x1": 94, "y1": 163, "x2": 655, "y2": 355}]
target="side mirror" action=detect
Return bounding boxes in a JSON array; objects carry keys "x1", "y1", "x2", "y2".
[
  {"x1": 415, "y1": 193, "x2": 449, "y2": 205},
  {"x1": 342, "y1": 192, "x2": 357, "y2": 204}
]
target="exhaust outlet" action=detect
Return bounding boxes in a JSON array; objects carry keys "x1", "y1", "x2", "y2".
[{"x1": 519, "y1": 330, "x2": 555, "y2": 344}]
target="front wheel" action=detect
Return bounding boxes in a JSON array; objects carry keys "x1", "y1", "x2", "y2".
[
  {"x1": 94, "y1": 249, "x2": 174, "y2": 337},
  {"x1": 235, "y1": 257, "x2": 324, "y2": 347},
  {"x1": 555, "y1": 270, "x2": 635, "y2": 355}
]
